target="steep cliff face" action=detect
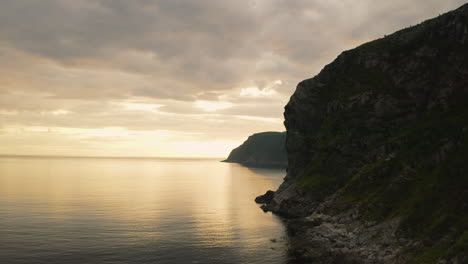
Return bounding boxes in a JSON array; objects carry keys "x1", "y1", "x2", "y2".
[
  {"x1": 259, "y1": 4, "x2": 468, "y2": 263},
  {"x1": 223, "y1": 131, "x2": 287, "y2": 168}
]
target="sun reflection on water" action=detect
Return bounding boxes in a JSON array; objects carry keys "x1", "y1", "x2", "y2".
[{"x1": 0, "y1": 156, "x2": 288, "y2": 264}]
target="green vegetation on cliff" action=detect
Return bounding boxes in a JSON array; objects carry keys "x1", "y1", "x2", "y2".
[
  {"x1": 275, "y1": 3, "x2": 468, "y2": 263},
  {"x1": 224, "y1": 132, "x2": 287, "y2": 168}
]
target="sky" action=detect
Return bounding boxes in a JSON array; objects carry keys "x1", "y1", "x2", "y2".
[{"x1": 0, "y1": 0, "x2": 465, "y2": 158}]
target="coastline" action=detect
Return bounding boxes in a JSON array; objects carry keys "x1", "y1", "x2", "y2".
[{"x1": 255, "y1": 4, "x2": 468, "y2": 263}]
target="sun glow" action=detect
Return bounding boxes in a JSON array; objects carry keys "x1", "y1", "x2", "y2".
[{"x1": 0, "y1": 126, "x2": 238, "y2": 158}]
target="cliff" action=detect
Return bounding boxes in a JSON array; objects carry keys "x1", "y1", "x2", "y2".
[
  {"x1": 223, "y1": 131, "x2": 287, "y2": 168},
  {"x1": 257, "y1": 4, "x2": 468, "y2": 263}
]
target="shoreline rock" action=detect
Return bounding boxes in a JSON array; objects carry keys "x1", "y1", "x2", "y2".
[{"x1": 255, "y1": 190, "x2": 275, "y2": 204}]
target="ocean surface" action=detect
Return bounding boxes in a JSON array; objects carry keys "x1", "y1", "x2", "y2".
[{"x1": 0, "y1": 156, "x2": 289, "y2": 264}]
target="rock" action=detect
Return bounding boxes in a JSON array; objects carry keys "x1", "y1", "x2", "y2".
[
  {"x1": 257, "y1": 3, "x2": 468, "y2": 263},
  {"x1": 260, "y1": 204, "x2": 269, "y2": 212},
  {"x1": 255, "y1": 190, "x2": 275, "y2": 204}
]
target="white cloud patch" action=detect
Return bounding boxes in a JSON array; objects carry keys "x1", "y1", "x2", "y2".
[
  {"x1": 195, "y1": 100, "x2": 234, "y2": 112},
  {"x1": 240, "y1": 80, "x2": 282, "y2": 97},
  {"x1": 120, "y1": 102, "x2": 164, "y2": 112},
  {"x1": 48, "y1": 110, "x2": 71, "y2": 116},
  {"x1": 240, "y1": 87, "x2": 276, "y2": 97}
]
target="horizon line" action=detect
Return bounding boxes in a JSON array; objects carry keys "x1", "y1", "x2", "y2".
[{"x1": 0, "y1": 154, "x2": 225, "y2": 160}]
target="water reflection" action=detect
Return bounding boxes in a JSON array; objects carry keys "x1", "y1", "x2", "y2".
[{"x1": 0, "y1": 157, "x2": 288, "y2": 264}]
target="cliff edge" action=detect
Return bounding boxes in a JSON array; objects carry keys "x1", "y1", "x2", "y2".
[{"x1": 258, "y1": 4, "x2": 468, "y2": 263}]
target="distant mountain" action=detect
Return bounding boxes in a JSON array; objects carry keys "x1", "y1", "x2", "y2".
[
  {"x1": 223, "y1": 132, "x2": 287, "y2": 168},
  {"x1": 256, "y1": 4, "x2": 468, "y2": 263}
]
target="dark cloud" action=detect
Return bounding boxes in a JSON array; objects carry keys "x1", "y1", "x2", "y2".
[{"x1": 1, "y1": 0, "x2": 465, "y2": 96}]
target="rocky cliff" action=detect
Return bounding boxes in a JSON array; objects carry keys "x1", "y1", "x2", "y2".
[
  {"x1": 257, "y1": 4, "x2": 468, "y2": 263},
  {"x1": 224, "y1": 131, "x2": 287, "y2": 168}
]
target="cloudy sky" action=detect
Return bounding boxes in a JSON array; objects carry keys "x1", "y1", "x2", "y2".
[{"x1": 0, "y1": 0, "x2": 465, "y2": 157}]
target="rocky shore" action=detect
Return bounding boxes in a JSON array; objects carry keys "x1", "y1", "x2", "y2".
[
  {"x1": 257, "y1": 192, "x2": 409, "y2": 263},
  {"x1": 258, "y1": 190, "x2": 467, "y2": 264}
]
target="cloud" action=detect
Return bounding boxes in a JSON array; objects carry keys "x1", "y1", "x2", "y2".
[
  {"x1": 0, "y1": 0, "x2": 465, "y2": 156},
  {"x1": 195, "y1": 100, "x2": 234, "y2": 112}
]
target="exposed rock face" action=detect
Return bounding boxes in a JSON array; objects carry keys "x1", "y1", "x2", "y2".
[
  {"x1": 223, "y1": 131, "x2": 287, "y2": 168},
  {"x1": 259, "y1": 4, "x2": 468, "y2": 263}
]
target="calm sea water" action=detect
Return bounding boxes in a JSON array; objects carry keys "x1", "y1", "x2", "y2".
[{"x1": 0, "y1": 156, "x2": 288, "y2": 264}]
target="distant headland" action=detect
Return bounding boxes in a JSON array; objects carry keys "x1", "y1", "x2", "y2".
[{"x1": 223, "y1": 131, "x2": 287, "y2": 168}]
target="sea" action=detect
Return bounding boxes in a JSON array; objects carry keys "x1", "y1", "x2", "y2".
[{"x1": 0, "y1": 156, "x2": 289, "y2": 264}]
